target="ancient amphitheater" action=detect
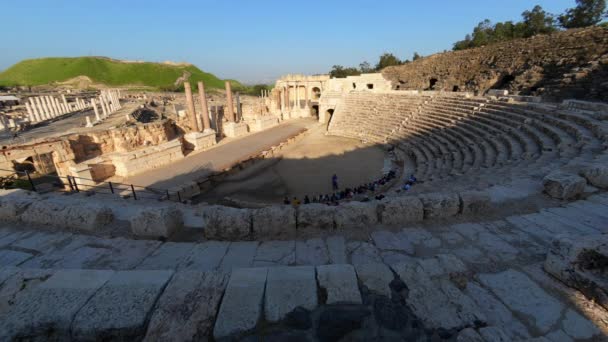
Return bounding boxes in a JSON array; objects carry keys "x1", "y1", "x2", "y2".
[{"x1": 0, "y1": 27, "x2": 608, "y2": 341}]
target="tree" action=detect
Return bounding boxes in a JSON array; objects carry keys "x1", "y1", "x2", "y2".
[
  {"x1": 359, "y1": 61, "x2": 374, "y2": 73},
  {"x1": 558, "y1": 0, "x2": 607, "y2": 28},
  {"x1": 412, "y1": 52, "x2": 422, "y2": 61},
  {"x1": 329, "y1": 65, "x2": 361, "y2": 78},
  {"x1": 521, "y1": 5, "x2": 556, "y2": 36},
  {"x1": 375, "y1": 53, "x2": 402, "y2": 70}
]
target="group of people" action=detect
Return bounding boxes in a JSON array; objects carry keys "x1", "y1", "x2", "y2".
[
  {"x1": 400, "y1": 174, "x2": 418, "y2": 191},
  {"x1": 283, "y1": 170, "x2": 411, "y2": 206}
]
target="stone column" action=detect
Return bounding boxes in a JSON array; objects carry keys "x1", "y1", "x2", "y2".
[
  {"x1": 92, "y1": 99, "x2": 100, "y2": 121},
  {"x1": 29, "y1": 98, "x2": 41, "y2": 122},
  {"x1": 61, "y1": 94, "x2": 68, "y2": 112},
  {"x1": 100, "y1": 96, "x2": 108, "y2": 118},
  {"x1": 184, "y1": 81, "x2": 199, "y2": 131},
  {"x1": 39, "y1": 97, "x2": 50, "y2": 119},
  {"x1": 305, "y1": 84, "x2": 310, "y2": 109},
  {"x1": 236, "y1": 92, "x2": 241, "y2": 122},
  {"x1": 51, "y1": 97, "x2": 60, "y2": 116},
  {"x1": 224, "y1": 81, "x2": 235, "y2": 122},
  {"x1": 85, "y1": 116, "x2": 93, "y2": 127},
  {"x1": 25, "y1": 102, "x2": 35, "y2": 122},
  {"x1": 44, "y1": 97, "x2": 54, "y2": 117},
  {"x1": 197, "y1": 81, "x2": 211, "y2": 131},
  {"x1": 285, "y1": 87, "x2": 289, "y2": 111},
  {"x1": 34, "y1": 97, "x2": 45, "y2": 120}
]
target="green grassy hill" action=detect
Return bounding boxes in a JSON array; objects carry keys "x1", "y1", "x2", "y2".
[{"x1": 0, "y1": 56, "x2": 242, "y2": 90}]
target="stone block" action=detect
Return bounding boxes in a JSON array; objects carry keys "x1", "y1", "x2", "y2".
[
  {"x1": 213, "y1": 267, "x2": 268, "y2": 339},
  {"x1": 334, "y1": 201, "x2": 378, "y2": 229},
  {"x1": 223, "y1": 121, "x2": 249, "y2": 138},
  {"x1": 145, "y1": 271, "x2": 228, "y2": 341},
  {"x1": 418, "y1": 192, "x2": 460, "y2": 219},
  {"x1": 354, "y1": 262, "x2": 394, "y2": 297},
  {"x1": 199, "y1": 205, "x2": 252, "y2": 240},
  {"x1": 183, "y1": 130, "x2": 217, "y2": 150},
  {"x1": 21, "y1": 198, "x2": 113, "y2": 231},
  {"x1": 459, "y1": 190, "x2": 491, "y2": 215},
  {"x1": 316, "y1": 264, "x2": 362, "y2": 304},
  {"x1": 297, "y1": 203, "x2": 336, "y2": 230},
  {"x1": 251, "y1": 205, "x2": 296, "y2": 238},
  {"x1": 544, "y1": 234, "x2": 608, "y2": 310},
  {"x1": 542, "y1": 171, "x2": 586, "y2": 200},
  {"x1": 71, "y1": 270, "x2": 173, "y2": 341},
  {"x1": 264, "y1": 266, "x2": 317, "y2": 322},
  {"x1": 580, "y1": 163, "x2": 608, "y2": 188},
  {"x1": 478, "y1": 269, "x2": 562, "y2": 334},
  {"x1": 130, "y1": 205, "x2": 183, "y2": 238},
  {"x1": 0, "y1": 269, "x2": 114, "y2": 341},
  {"x1": 0, "y1": 189, "x2": 38, "y2": 221},
  {"x1": 378, "y1": 196, "x2": 424, "y2": 225}
]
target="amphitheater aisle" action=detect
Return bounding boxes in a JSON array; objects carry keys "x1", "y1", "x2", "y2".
[
  {"x1": 0, "y1": 194, "x2": 607, "y2": 340},
  {"x1": 122, "y1": 119, "x2": 314, "y2": 190}
]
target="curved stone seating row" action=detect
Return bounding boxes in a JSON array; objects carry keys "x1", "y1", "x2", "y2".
[
  {"x1": 329, "y1": 93, "x2": 606, "y2": 187},
  {"x1": 0, "y1": 188, "x2": 491, "y2": 240},
  {"x1": 1, "y1": 193, "x2": 607, "y2": 340}
]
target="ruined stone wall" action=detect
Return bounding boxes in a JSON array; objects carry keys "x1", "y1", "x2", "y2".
[
  {"x1": 67, "y1": 120, "x2": 178, "y2": 162},
  {"x1": 382, "y1": 27, "x2": 608, "y2": 101}
]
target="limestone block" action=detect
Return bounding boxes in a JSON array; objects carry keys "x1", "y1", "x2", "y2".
[
  {"x1": 334, "y1": 201, "x2": 378, "y2": 229},
  {"x1": 223, "y1": 121, "x2": 249, "y2": 138},
  {"x1": 544, "y1": 234, "x2": 608, "y2": 310},
  {"x1": 71, "y1": 270, "x2": 173, "y2": 341},
  {"x1": 0, "y1": 189, "x2": 39, "y2": 221},
  {"x1": 542, "y1": 171, "x2": 586, "y2": 200},
  {"x1": 251, "y1": 205, "x2": 296, "y2": 238},
  {"x1": 581, "y1": 163, "x2": 608, "y2": 188},
  {"x1": 21, "y1": 198, "x2": 113, "y2": 231},
  {"x1": 0, "y1": 269, "x2": 115, "y2": 341},
  {"x1": 459, "y1": 190, "x2": 491, "y2": 215},
  {"x1": 378, "y1": 196, "x2": 423, "y2": 225},
  {"x1": 129, "y1": 205, "x2": 183, "y2": 238},
  {"x1": 264, "y1": 266, "x2": 317, "y2": 322},
  {"x1": 316, "y1": 264, "x2": 362, "y2": 304},
  {"x1": 354, "y1": 262, "x2": 394, "y2": 297},
  {"x1": 145, "y1": 271, "x2": 228, "y2": 341},
  {"x1": 213, "y1": 268, "x2": 268, "y2": 339},
  {"x1": 418, "y1": 192, "x2": 460, "y2": 219},
  {"x1": 199, "y1": 205, "x2": 252, "y2": 240},
  {"x1": 297, "y1": 203, "x2": 336, "y2": 230},
  {"x1": 184, "y1": 130, "x2": 216, "y2": 150}
]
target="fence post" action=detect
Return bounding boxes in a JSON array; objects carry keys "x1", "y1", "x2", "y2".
[
  {"x1": 109, "y1": 182, "x2": 114, "y2": 194},
  {"x1": 73, "y1": 177, "x2": 80, "y2": 192},
  {"x1": 66, "y1": 176, "x2": 73, "y2": 191},
  {"x1": 131, "y1": 184, "x2": 137, "y2": 200},
  {"x1": 177, "y1": 191, "x2": 182, "y2": 203},
  {"x1": 24, "y1": 170, "x2": 36, "y2": 192}
]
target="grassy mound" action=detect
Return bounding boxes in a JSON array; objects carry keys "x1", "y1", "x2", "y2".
[{"x1": 0, "y1": 56, "x2": 241, "y2": 90}]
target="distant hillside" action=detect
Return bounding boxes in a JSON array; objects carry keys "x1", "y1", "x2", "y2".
[{"x1": 0, "y1": 56, "x2": 242, "y2": 90}]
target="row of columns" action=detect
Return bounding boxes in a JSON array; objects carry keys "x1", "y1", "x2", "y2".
[
  {"x1": 86, "y1": 89, "x2": 122, "y2": 127},
  {"x1": 183, "y1": 81, "x2": 213, "y2": 132},
  {"x1": 25, "y1": 94, "x2": 87, "y2": 123},
  {"x1": 278, "y1": 83, "x2": 312, "y2": 112}
]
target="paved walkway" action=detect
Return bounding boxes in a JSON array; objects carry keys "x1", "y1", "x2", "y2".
[
  {"x1": 0, "y1": 194, "x2": 606, "y2": 340},
  {"x1": 124, "y1": 119, "x2": 314, "y2": 189}
]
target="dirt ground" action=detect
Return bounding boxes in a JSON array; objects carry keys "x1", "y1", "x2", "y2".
[{"x1": 197, "y1": 123, "x2": 387, "y2": 205}]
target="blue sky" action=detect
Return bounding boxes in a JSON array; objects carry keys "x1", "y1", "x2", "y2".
[{"x1": 2, "y1": 0, "x2": 574, "y2": 84}]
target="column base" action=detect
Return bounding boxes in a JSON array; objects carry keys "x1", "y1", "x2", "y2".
[
  {"x1": 184, "y1": 130, "x2": 217, "y2": 150},
  {"x1": 222, "y1": 122, "x2": 249, "y2": 138}
]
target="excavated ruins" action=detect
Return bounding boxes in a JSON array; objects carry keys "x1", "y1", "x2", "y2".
[{"x1": 0, "y1": 27, "x2": 608, "y2": 341}]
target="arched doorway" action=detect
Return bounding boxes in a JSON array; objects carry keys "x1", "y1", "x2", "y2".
[
  {"x1": 311, "y1": 105, "x2": 319, "y2": 119},
  {"x1": 429, "y1": 78, "x2": 438, "y2": 90},
  {"x1": 325, "y1": 109, "x2": 334, "y2": 130},
  {"x1": 312, "y1": 87, "x2": 321, "y2": 100},
  {"x1": 494, "y1": 74, "x2": 515, "y2": 89}
]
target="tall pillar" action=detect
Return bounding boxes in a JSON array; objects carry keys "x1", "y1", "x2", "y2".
[
  {"x1": 305, "y1": 84, "x2": 309, "y2": 109},
  {"x1": 92, "y1": 99, "x2": 100, "y2": 121},
  {"x1": 34, "y1": 97, "x2": 45, "y2": 120},
  {"x1": 197, "y1": 81, "x2": 211, "y2": 131},
  {"x1": 39, "y1": 97, "x2": 50, "y2": 118},
  {"x1": 224, "y1": 81, "x2": 235, "y2": 122},
  {"x1": 25, "y1": 102, "x2": 35, "y2": 122},
  {"x1": 61, "y1": 94, "x2": 68, "y2": 111},
  {"x1": 99, "y1": 96, "x2": 108, "y2": 118},
  {"x1": 235, "y1": 92, "x2": 241, "y2": 122},
  {"x1": 29, "y1": 98, "x2": 41, "y2": 121},
  {"x1": 184, "y1": 81, "x2": 199, "y2": 131},
  {"x1": 284, "y1": 87, "x2": 289, "y2": 111},
  {"x1": 50, "y1": 97, "x2": 60, "y2": 116},
  {"x1": 293, "y1": 84, "x2": 298, "y2": 109}
]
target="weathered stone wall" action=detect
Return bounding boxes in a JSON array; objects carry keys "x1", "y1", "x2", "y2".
[{"x1": 382, "y1": 27, "x2": 608, "y2": 101}]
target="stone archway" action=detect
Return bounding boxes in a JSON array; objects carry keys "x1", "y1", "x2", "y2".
[
  {"x1": 312, "y1": 87, "x2": 321, "y2": 100},
  {"x1": 311, "y1": 105, "x2": 319, "y2": 119},
  {"x1": 429, "y1": 78, "x2": 438, "y2": 90},
  {"x1": 325, "y1": 109, "x2": 334, "y2": 130}
]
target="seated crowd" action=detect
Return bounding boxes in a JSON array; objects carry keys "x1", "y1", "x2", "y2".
[{"x1": 283, "y1": 170, "x2": 417, "y2": 206}]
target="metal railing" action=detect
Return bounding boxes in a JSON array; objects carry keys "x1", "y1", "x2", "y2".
[{"x1": 0, "y1": 168, "x2": 183, "y2": 202}]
